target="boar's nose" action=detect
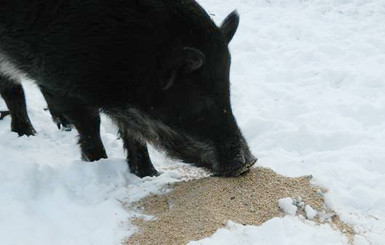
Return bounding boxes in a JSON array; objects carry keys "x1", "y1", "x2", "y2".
[
  {"x1": 214, "y1": 144, "x2": 257, "y2": 177},
  {"x1": 227, "y1": 152, "x2": 257, "y2": 177}
]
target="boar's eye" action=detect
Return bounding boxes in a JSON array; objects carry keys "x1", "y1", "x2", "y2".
[{"x1": 191, "y1": 97, "x2": 217, "y2": 121}]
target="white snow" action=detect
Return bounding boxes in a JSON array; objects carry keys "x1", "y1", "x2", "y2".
[
  {"x1": 1, "y1": 0, "x2": 385, "y2": 244},
  {"x1": 279, "y1": 197, "x2": 297, "y2": 215},
  {"x1": 305, "y1": 205, "x2": 318, "y2": 220},
  {"x1": 188, "y1": 217, "x2": 348, "y2": 245},
  {"x1": 0, "y1": 84, "x2": 209, "y2": 245}
]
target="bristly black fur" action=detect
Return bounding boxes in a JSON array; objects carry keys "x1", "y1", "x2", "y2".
[{"x1": 0, "y1": 0, "x2": 256, "y2": 177}]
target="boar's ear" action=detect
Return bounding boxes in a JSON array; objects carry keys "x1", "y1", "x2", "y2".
[
  {"x1": 178, "y1": 47, "x2": 205, "y2": 74},
  {"x1": 220, "y1": 10, "x2": 239, "y2": 43},
  {"x1": 160, "y1": 47, "x2": 205, "y2": 91}
]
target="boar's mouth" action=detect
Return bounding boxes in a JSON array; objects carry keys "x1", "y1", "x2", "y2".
[{"x1": 107, "y1": 107, "x2": 219, "y2": 169}]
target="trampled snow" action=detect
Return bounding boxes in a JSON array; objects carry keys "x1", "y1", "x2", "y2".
[
  {"x1": 279, "y1": 197, "x2": 298, "y2": 216},
  {"x1": 305, "y1": 205, "x2": 318, "y2": 220},
  {"x1": 1, "y1": 0, "x2": 385, "y2": 244}
]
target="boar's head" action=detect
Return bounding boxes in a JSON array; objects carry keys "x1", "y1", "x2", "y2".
[{"x1": 132, "y1": 11, "x2": 256, "y2": 177}]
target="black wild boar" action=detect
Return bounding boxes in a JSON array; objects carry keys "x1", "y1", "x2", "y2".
[{"x1": 0, "y1": 0, "x2": 256, "y2": 177}]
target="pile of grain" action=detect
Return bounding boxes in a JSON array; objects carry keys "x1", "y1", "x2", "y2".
[{"x1": 126, "y1": 167, "x2": 354, "y2": 245}]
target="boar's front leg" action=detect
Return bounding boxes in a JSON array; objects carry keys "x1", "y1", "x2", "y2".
[
  {"x1": 0, "y1": 75, "x2": 36, "y2": 136},
  {"x1": 120, "y1": 130, "x2": 158, "y2": 177}
]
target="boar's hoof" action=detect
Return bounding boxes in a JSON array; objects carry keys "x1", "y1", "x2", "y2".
[
  {"x1": 0, "y1": 111, "x2": 10, "y2": 120},
  {"x1": 130, "y1": 166, "x2": 159, "y2": 178},
  {"x1": 53, "y1": 115, "x2": 72, "y2": 131},
  {"x1": 57, "y1": 122, "x2": 72, "y2": 131},
  {"x1": 12, "y1": 122, "x2": 36, "y2": 137},
  {"x1": 81, "y1": 148, "x2": 108, "y2": 162}
]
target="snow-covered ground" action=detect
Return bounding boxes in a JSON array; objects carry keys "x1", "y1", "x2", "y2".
[{"x1": 1, "y1": 0, "x2": 385, "y2": 244}]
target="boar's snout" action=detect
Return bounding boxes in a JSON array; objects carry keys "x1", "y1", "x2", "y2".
[{"x1": 213, "y1": 138, "x2": 257, "y2": 177}]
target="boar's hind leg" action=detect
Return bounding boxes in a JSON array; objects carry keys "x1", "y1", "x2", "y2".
[
  {"x1": 67, "y1": 106, "x2": 108, "y2": 161},
  {"x1": 39, "y1": 86, "x2": 72, "y2": 131},
  {"x1": 121, "y1": 131, "x2": 158, "y2": 177},
  {"x1": 0, "y1": 75, "x2": 36, "y2": 136},
  {"x1": 45, "y1": 93, "x2": 107, "y2": 161},
  {"x1": 65, "y1": 105, "x2": 107, "y2": 162}
]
